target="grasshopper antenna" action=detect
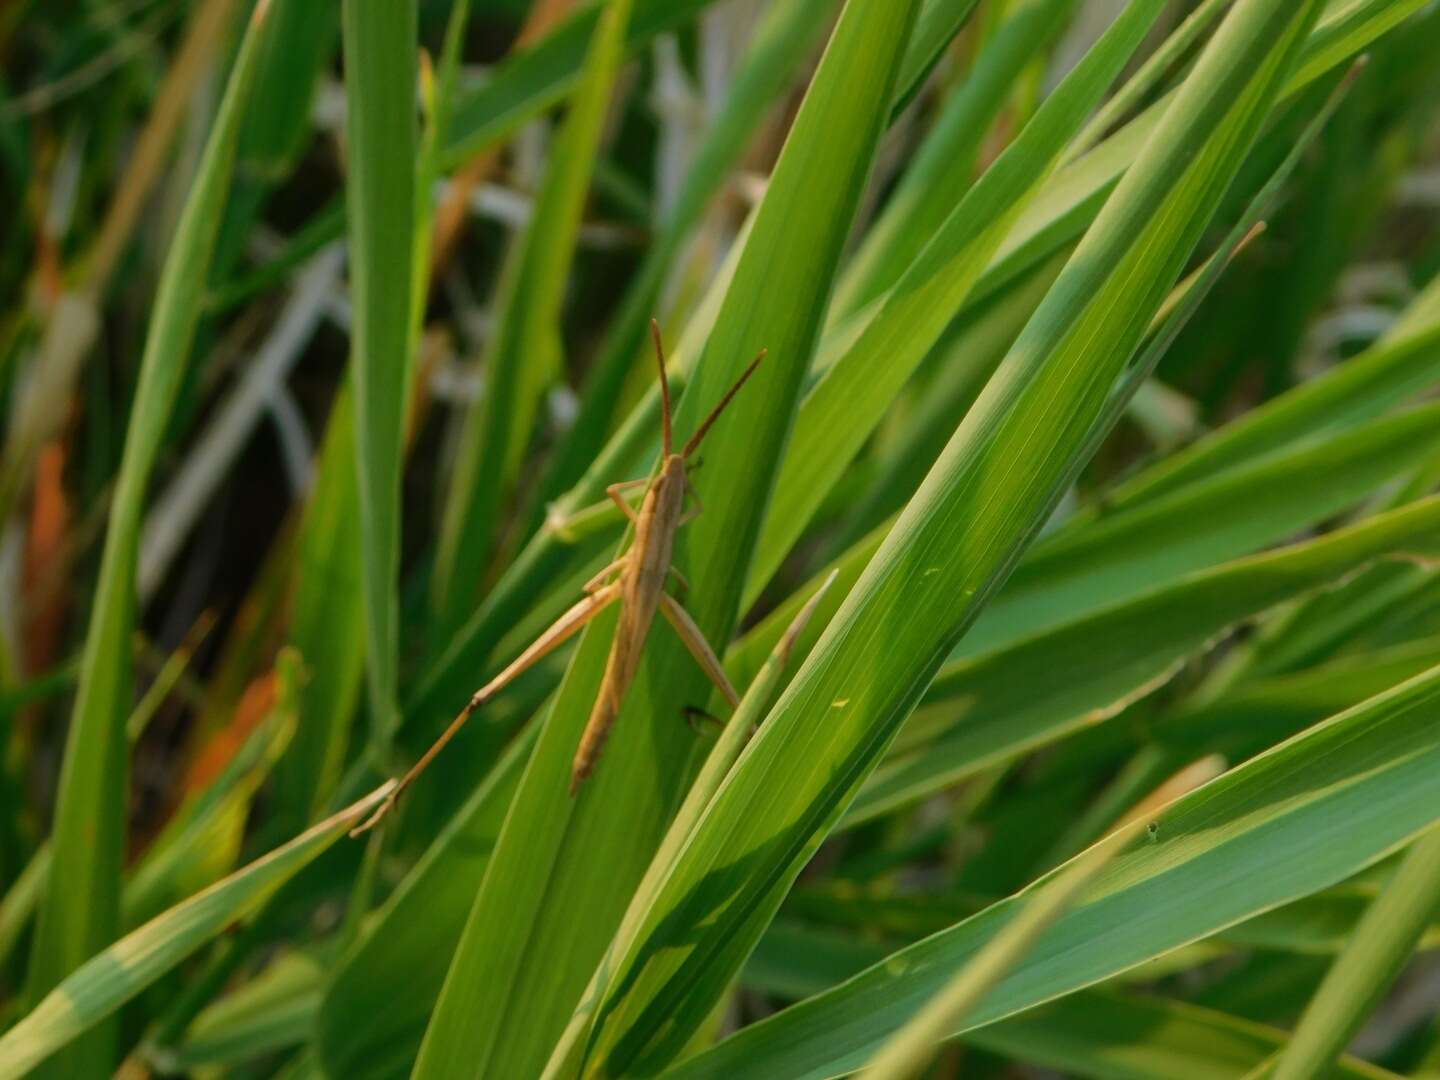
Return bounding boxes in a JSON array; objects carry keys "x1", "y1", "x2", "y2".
[
  {"x1": 683, "y1": 347, "x2": 766, "y2": 458},
  {"x1": 651, "y1": 319, "x2": 672, "y2": 457}
]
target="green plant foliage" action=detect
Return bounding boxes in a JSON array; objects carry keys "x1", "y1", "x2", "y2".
[{"x1": 4, "y1": 0, "x2": 1440, "y2": 1076}]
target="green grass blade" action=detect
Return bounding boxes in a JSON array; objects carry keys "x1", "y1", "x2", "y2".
[
  {"x1": 340, "y1": 0, "x2": 416, "y2": 748},
  {"x1": 1068, "y1": 0, "x2": 1231, "y2": 157},
  {"x1": 430, "y1": 0, "x2": 636, "y2": 640},
  {"x1": 840, "y1": 258, "x2": 1065, "y2": 545},
  {"x1": 580, "y1": 0, "x2": 1327, "y2": 1067},
  {"x1": 21, "y1": 6, "x2": 275, "y2": 1073},
  {"x1": 1151, "y1": 639, "x2": 1440, "y2": 786},
  {"x1": 743, "y1": 929, "x2": 1396, "y2": 1078},
  {"x1": 1224, "y1": 874, "x2": 1440, "y2": 957},
  {"x1": 1266, "y1": 826, "x2": 1440, "y2": 1080},
  {"x1": 849, "y1": 491, "x2": 1440, "y2": 826},
  {"x1": 673, "y1": 663, "x2": 1440, "y2": 1078},
  {"x1": 272, "y1": 384, "x2": 366, "y2": 829},
  {"x1": 969, "y1": 989, "x2": 1399, "y2": 1080},
  {"x1": 1100, "y1": 273, "x2": 1440, "y2": 514},
  {"x1": 440, "y1": 0, "x2": 718, "y2": 169},
  {"x1": 0, "y1": 784, "x2": 394, "y2": 1080},
  {"x1": 411, "y1": 4, "x2": 923, "y2": 1076},
  {"x1": 728, "y1": 70, "x2": 1351, "y2": 683},
  {"x1": 955, "y1": 0, "x2": 1427, "y2": 328},
  {"x1": 209, "y1": 0, "x2": 732, "y2": 302},
  {"x1": 957, "y1": 398, "x2": 1440, "y2": 659}
]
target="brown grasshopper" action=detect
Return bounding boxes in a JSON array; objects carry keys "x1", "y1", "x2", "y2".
[{"x1": 353, "y1": 323, "x2": 764, "y2": 834}]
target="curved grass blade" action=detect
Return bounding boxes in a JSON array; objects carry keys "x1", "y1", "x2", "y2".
[
  {"x1": 742, "y1": 929, "x2": 1397, "y2": 1079},
  {"x1": 0, "y1": 784, "x2": 394, "y2": 1080},
  {"x1": 673, "y1": 663, "x2": 1440, "y2": 1079},
  {"x1": 858, "y1": 758, "x2": 1223, "y2": 1080},
  {"x1": 969, "y1": 989, "x2": 1399, "y2": 1080},
  {"x1": 729, "y1": 66, "x2": 1369, "y2": 685},
  {"x1": 957, "y1": 0, "x2": 1429, "y2": 324},
  {"x1": 341, "y1": 0, "x2": 417, "y2": 748},
  {"x1": 21, "y1": 6, "x2": 276, "y2": 1074},
  {"x1": 727, "y1": 97, "x2": 1308, "y2": 691},
  {"x1": 1097, "y1": 272, "x2": 1440, "y2": 514},
  {"x1": 411, "y1": 5, "x2": 924, "y2": 1076},
  {"x1": 578, "y1": 1, "x2": 1328, "y2": 1068}
]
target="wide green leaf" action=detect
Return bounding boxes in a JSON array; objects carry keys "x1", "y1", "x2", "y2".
[
  {"x1": 741, "y1": 928, "x2": 1393, "y2": 1078},
  {"x1": 315, "y1": 729, "x2": 532, "y2": 1080}
]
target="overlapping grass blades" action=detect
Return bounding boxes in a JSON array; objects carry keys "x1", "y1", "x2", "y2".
[
  {"x1": 744, "y1": 0, "x2": 1168, "y2": 602},
  {"x1": 0, "y1": 784, "x2": 394, "y2": 1080},
  {"x1": 674, "y1": 662, "x2": 1440, "y2": 1078},
  {"x1": 851, "y1": 493, "x2": 1440, "y2": 825},
  {"x1": 573, "y1": 0, "x2": 1328, "y2": 1072},
  {"x1": 412, "y1": 4, "x2": 924, "y2": 1076},
  {"x1": 21, "y1": 6, "x2": 276, "y2": 1075}
]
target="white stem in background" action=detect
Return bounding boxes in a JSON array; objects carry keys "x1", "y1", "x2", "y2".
[{"x1": 268, "y1": 385, "x2": 316, "y2": 498}]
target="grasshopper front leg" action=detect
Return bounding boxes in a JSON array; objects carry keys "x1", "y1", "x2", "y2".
[{"x1": 607, "y1": 479, "x2": 647, "y2": 523}]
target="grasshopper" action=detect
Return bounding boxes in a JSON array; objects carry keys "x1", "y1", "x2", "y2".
[{"x1": 353, "y1": 323, "x2": 764, "y2": 834}]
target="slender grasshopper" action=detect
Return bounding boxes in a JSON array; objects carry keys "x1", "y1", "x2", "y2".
[{"x1": 353, "y1": 323, "x2": 764, "y2": 834}]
